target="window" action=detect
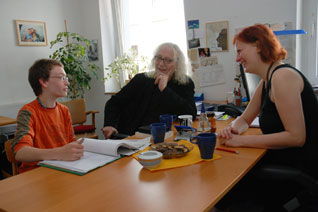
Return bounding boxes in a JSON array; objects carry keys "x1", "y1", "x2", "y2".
[
  {"x1": 121, "y1": 0, "x2": 187, "y2": 57},
  {"x1": 105, "y1": 0, "x2": 188, "y2": 91}
]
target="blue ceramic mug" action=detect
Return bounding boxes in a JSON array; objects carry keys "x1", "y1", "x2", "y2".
[
  {"x1": 191, "y1": 133, "x2": 216, "y2": 159},
  {"x1": 159, "y1": 114, "x2": 175, "y2": 131},
  {"x1": 150, "y1": 123, "x2": 166, "y2": 144}
]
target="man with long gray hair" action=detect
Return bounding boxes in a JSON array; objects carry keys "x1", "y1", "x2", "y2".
[{"x1": 103, "y1": 42, "x2": 196, "y2": 138}]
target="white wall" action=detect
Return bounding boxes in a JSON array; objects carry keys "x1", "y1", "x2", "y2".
[
  {"x1": 183, "y1": 0, "x2": 298, "y2": 100},
  {"x1": 80, "y1": 0, "x2": 114, "y2": 138},
  {"x1": 0, "y1": 0, "x2": 82, "y2": 108},
  {"x1": 0, "y1": 0, "x2": 109, "y2": 138}
]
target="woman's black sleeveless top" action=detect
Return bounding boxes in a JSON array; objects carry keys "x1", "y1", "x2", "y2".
[{"x1": 259, "y1": 64, "x2": 318, "y2": 177}]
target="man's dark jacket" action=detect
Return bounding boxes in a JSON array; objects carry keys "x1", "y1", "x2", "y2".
[{"x1": 104, "y1": 73, "x2": 197, "y2": 135}]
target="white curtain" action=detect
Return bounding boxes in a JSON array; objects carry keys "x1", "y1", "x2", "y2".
[{"x1": 107, "y1": 0, "x2": 188, "y2": 88}]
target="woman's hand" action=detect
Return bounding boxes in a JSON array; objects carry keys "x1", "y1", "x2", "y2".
[
  {"x1": 219, "y1": 134, "x2": 243, "y2": 147},
  {"x1": 218, "y1": 125, "x2": 239, "y2": 139},
  {"x1": 218, "y1": 125, "x2": 242, "y2": 147}
]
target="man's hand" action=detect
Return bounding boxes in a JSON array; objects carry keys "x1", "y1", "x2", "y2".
[
  {"x1": 102, "y1": 126, "x2": 118, "y2": 139},
  {"x1": 154, "y1": 73, "x2": 169, "y2": 91}
]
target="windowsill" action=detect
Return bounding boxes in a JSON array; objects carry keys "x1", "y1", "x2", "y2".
[{"x1": 104, "y1": 92, "x2": 117, "y2": 95}]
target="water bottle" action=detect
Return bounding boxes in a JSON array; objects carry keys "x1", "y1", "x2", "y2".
[{"x1": 198, "y1": 103, "x2": 209, "y2": 132}]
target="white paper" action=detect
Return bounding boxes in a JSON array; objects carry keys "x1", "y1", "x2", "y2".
[
  {"x1": 39, "y1": 152, "x2": 119, "y2": 174},
  {"x1": 187, "y1": 28, "x2": 204, "y2": 39},
  {"x1": 83, "y1": 137, "x2": 151, "y2": 156},
  {"x1": 250, "y1": 117, "x2": 260, "y2": 128},
  {"x1": 214, "y1": 112, "x2": 225, "y2": 119},
  {"x1": 229, "y1": 116, "x2": 259, "y2": 127},
  {"x1": 197, "y1": 64, "x2": 225, "y2": 87}
]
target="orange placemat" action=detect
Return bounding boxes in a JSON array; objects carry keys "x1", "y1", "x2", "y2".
[{"x1": 132, "y1": 140, "x2": 221, "y2": 171}]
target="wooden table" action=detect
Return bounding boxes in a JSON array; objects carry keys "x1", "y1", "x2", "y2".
[
  {"x1": 0, "y1": 119, "x2": 265, "y2": 212},
  {"x1": 0, "y1": 116, "x2": 16, "y2": 126}
]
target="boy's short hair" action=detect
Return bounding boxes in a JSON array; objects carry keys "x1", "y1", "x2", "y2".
[{"x1": 28, "y1": 59, "x2": 63, "y2": 96}]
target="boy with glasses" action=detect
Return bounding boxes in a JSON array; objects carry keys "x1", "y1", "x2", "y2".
[
  {"x1": 12, "y1": 59, "x2": 84, "y2": 173},
  {"x1": 103, "y1": 42, "x2": 197, "y2": 138}
]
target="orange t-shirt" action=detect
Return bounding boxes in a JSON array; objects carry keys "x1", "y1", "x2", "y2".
[{"x1": 12, "y1": 99, "x2": 76, "y2": 173}]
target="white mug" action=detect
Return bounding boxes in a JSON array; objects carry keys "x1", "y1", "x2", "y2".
[{"x1": 178, "y1": 115, "x2": 193, "y2": 127}]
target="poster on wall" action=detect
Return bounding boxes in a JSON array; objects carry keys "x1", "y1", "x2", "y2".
[
  {"x1": 187, "y1": 20, "x2": 200, "y2": 49},
  {"x1": 87, "y1": 39, "x2": 98, "y2": 61},
  {"x1": 198, "y1": 48, "x2": 210, "y2": 58},
  {"x1": 197, "y1": 64, "x2": 225, "y2": 87},
  {"x1": 206, "y1": 21, "x2": 229, "y2": 52},
  {"x1": 15, "y1": 20, "x2": 48, "y2": 46},
  {"x1": 200, "y1": 56, "x2": 218, "y2": 67}
]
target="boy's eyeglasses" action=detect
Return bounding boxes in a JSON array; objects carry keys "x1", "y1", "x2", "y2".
[{"x1": 50, "y1": 76, "x2": 69, "y2": 81}]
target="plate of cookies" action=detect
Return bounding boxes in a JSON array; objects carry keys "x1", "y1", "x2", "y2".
[{"x1": 149, "y1": 141, "x2": 193, "y2": 159}]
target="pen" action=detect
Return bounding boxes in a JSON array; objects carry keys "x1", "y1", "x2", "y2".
[
  {"x1": 215, "y1": 147, "x2": 240, "y2": 154},
  {"x1": 77, "y1": 138, "x2": 85, "y2": 144}
]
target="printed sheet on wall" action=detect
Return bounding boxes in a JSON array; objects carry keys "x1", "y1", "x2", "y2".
[{"x1": 197, "y1": 64, "x2": 225, "y2": 87}]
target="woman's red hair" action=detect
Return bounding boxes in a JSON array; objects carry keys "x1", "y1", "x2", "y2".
[{"x1": 233, "y1": 24, "x2": 287, "y2": 63}]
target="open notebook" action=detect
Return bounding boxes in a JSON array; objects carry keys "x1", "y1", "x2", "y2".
[{"x1": 38, "y1": 137, "x2": 151, "y2": 175}]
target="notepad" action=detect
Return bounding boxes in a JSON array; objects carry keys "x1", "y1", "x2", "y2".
[
  {"x1": 250, "y1": 117, "x2": 260, "y2": 128},
  {"x1": 230, "y1": 117, "x2": 260, "y2": 128},
  {"x1": 38, "y1": 137, "x2": 151, "y2": 175}
]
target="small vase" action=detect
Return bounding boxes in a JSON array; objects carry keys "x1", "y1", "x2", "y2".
[{"x1": 235, "y1": 96, "x2": 242, "y2": 106}]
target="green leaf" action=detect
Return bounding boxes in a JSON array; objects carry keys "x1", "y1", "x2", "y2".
[{"x1": 49, "y1": 30, "x2": 101, "y2": 99}]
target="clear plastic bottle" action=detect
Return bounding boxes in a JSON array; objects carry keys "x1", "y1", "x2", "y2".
[{"x1": 198, "y1": 103, "x2": 209, "y2": 132}]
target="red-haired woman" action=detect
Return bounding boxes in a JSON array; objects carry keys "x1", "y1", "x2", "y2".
[{"x1": 218, "y1": 24, "x2": 318, "y2": 210}]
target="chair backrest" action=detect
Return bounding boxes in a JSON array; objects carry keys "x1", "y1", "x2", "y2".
[
  {"x1": 5, "y1": 139, "x2": 19, "y2": 176},
  {"x1": 60, "y1": 98, "x2": 87, "y2": 125}
]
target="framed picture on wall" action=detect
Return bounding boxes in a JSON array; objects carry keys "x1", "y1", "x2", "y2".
[
  {"x1": 15, "y1": 20, "x2": 48, "y2": 46},
  {"x1": 206, "y1": 21, "x2": 229, "y2": 52}
]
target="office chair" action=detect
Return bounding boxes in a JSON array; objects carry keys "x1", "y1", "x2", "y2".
[
  {"x1": 60, "y1": 98, "x2": 99, "y2": 139},
  {"x1": 256, "y1": 164, "x2": 318, "y2": 211},
  {"x1": 4, "y1": 139, "x2": 19, "y2": 176}
]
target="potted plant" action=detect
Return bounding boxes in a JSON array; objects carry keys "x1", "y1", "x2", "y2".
[
  {"x1": 104, "y1": 48, "x2": 147, "y2": 85},
  {"x1": 49, "y1": 32, "x2": 100, "y2": 99}
]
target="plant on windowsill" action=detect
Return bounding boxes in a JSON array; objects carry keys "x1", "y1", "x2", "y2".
[
  {"x1": 104, "y1": 48, "x2": 147, "y2": 85},
  {"x1": 49, "y1": 30, "x2": 100, "y2": 100}
]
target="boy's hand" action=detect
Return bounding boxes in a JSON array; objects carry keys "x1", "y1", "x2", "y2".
[
  {"x1": 76, "y1": 137, "x2": 85, "y2": 144},
  {"x1": 59, "y1": 141, "x2": 84, "y2": 161}
]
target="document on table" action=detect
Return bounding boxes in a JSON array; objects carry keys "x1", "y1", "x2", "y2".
[
  {"x1": 38, "y1": 137, "x2": 151, "y2": 175},
  {"x1": 250, "y1": 117, "x2": 260, "y2": 128},
  {"x1": 229, "y1": 116, "x2": 260, "y2": 127}
]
